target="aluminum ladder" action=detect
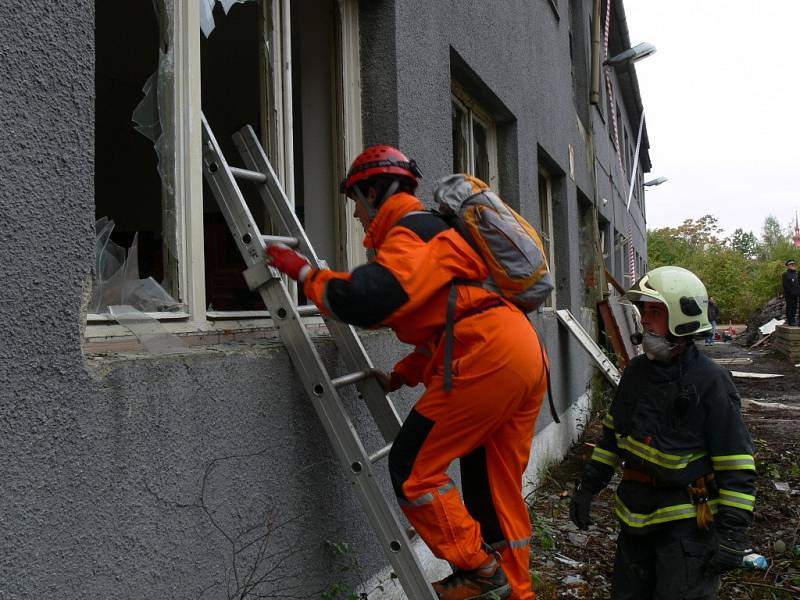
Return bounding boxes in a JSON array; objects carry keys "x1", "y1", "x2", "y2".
[{"x1": 200, "y1": 114, "x2": 437, "y2": 598}]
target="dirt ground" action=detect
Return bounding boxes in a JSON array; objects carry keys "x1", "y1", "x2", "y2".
[{"x1": 526, "y1": 338, "x2": 800, "y2": 599}]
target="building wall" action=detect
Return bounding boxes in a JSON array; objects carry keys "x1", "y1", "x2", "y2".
[
  {"x1": 1, "y1": 0, "x2": 646, "y2": 597},
  {"x1": 361, "y1": 0, "x2": 642, "y2": 424}
]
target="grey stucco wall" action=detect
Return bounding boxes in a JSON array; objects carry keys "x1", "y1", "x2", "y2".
[
  {"x1": 0, "y1": 1, "x2": 409, "y2": 596},
  {"x1": 5, "y1": 329, "x2": 419, "y2": 598},
  {"x1": 360, "y1": 0, "x2": 648, "y2": 283},
  {"x1": 0, "y1": 0, "x2": 99, "y2": 593}
]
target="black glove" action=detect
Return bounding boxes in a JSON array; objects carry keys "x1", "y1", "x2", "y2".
[
  {"x1": 705, "y1": 528, "x2": 750, "y2": 576},
  {"x1": 569, "y1": 483, "x2": 594, "y2": 530}
]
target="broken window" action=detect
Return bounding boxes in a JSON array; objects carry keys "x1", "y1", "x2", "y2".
[
  {"x1": 451, "y1": 85, "x2": 498, "y2": 189},
  {"x1": 91, "y1": 0, "x2": 363, "y2": 323},
  {"x1": 201, "y1": 0, "x2": 268, "y2": 311},
  {"x1": 201, "y1": 0, "x2": 356, "y2": 311},
  {"x1": 94, "y1": 1, "x2": 181, "y2": 315}
]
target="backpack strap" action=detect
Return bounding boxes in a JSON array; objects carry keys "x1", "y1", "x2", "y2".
[
  {"x1": 443, "y1": 278, "x2": 484, "y2": 392},
  {"x1": 540, "y1": 340, "x2": 559, "y2": 424},
  {"x1": 443, "y1": 282, "x2": 560, "y2": 424}
]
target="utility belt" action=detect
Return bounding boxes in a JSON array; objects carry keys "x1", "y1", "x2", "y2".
[{"x1": 622, "y1": 468, "x2": 716, "y2": 529}]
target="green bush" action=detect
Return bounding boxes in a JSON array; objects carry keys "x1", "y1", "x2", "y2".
[{"x1": 647, "y1": 215, "x2": 796, "y2": 323}]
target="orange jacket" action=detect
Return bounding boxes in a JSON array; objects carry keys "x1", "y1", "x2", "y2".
[{"x1": 303, "y1": 192, "x2": 513, "y2": 385}]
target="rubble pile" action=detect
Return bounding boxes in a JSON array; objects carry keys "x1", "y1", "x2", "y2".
[{"x1": 739, "y1": 297, "x2": 785, "y2": 346}]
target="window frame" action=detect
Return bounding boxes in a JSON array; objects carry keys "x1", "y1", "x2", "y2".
[
  {"x1": 537, "y1": 166, "x2": 557, "y2": 309},
  {"x1": 451, "y1": 82, "x2": 499, "y2": 189},
  {"x1": 86, "y1": 0, "x2": 363, "y2": 336}
]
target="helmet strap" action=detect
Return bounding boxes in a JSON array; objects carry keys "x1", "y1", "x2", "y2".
[
  {"x1": 353, "y1": 179, "x2": 401, "y2": 221},
  {"x1": 377, "y1": 179, "x2": 400, "y2": 208},
  {"x1": 353, "y1": 185, "x2": 378, "y2": 221}
]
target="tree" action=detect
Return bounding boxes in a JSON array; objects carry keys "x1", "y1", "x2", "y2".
[
  {"x1": 646, "y1": 215, "x2": 786, "y2": 322},
  {"x1": 761, "y1": 215, "x2": 787, "y2": 256},
  {"x1": 669, "y1": 215, "x2": 723, "y2": 249},
  {"x1": 727, "y1": 229, "x2": 760, "y2": 258}
]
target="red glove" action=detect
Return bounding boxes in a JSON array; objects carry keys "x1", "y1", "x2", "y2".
[{"x1": 266, "y1": 244, "x2": 312, "y2": 282}]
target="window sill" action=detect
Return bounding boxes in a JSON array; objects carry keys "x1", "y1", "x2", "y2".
[
  {"x1": 83, "y1": 313, "x2": 328, "y2": 355},
  {"x1": 87, "y1": 311, "x2": 190, "y2": 323}
]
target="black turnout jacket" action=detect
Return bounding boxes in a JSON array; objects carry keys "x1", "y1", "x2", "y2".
[{"x1": 580, "y1": 343, "x2": 756, "y2": 535}]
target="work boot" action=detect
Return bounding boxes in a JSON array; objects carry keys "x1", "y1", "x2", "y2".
[{"x1": 432, "y1": 555, "x2": 511, "y2": 600}]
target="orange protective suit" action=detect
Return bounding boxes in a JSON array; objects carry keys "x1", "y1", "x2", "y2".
[{"x1": 304, "y1": 192, "x2": 547, "y2": 599}]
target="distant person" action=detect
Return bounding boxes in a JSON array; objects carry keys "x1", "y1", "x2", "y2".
[
  {"x1": 706, "y1": 296, "x2": 720, "y2": 345},
  {"x1": 570, "y1": 266, "x2": 756, "y2": 600},
  {"x1": 782, "y1": 259, "x2": 800, "y2": 326}
]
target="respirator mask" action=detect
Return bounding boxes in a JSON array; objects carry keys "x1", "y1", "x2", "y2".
[{"x1": 628, "y1": 303, "x2": 677, "y2": 362}]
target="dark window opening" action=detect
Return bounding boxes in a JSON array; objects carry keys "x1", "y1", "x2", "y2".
[
  {"x1": 452, "y1": 101, "x2": 469, "y2": 173},
  {"x1": 95, "y1": 1, "x2": 167, "y2": 299},
  {"x1": 201, "y1": 0, "x2": 266, "y2": 311}
]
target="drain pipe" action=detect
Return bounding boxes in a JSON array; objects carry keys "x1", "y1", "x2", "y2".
[{"x1": 590, "y1": 0, "x2": 602, "y2": 105}]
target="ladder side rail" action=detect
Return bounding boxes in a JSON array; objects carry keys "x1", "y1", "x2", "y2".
[
  {"x1": 200, "y1": 116, "x2": 436, "y2": 597},
  {"x1": 255, "y1": 279, "x2": 436, "y2": 598},
  {"x1": 200, "y1": 115, "x2": 268, "y2": 271},
  {"x1": 233, "y1": 125, "x2": 402, "y2": 442},
  {"x1": 232, "y1": 126, "x2": 324, "y2": 268},
  {"x1": 555, "y1": 309, "x2": 621, "y2": 386}
]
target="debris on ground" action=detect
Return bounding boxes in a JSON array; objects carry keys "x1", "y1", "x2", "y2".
[
  {"x1": 714, "y1": 357, "x2": 753, "y2": 366},
  {"x1": 741, "y1": 297, "x2": 786, "y2": 346},
  {"x1": 731, "y1": 371, "x2": 784, "y2": 379},
  {"x1": 527, "y1": 341, "x2": 800, "y2": 599},
  {"x1": 760, "y1": 318, "x2": 786, "y2": 336}
]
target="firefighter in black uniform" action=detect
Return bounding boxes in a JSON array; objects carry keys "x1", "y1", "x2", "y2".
[
  {"x1": 782, "y1": 259, "x2": 800, "y2": 326},
  {"x1": 570, "y1": 266, "x2": 756, "y2": 599}
]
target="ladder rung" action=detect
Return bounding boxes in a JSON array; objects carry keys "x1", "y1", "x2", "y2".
[
  {"x1": 369, "y1": 443, "x2": 392, "y2": 463},
  {"x1": 330, "y1": 370, "x2": 370, "y2": 389},
  {"x1": 296, "y1": 304, "x2": 320, "y2": 317},
  {"x1": 262, "y1": 234, "x2": 300, "y2": 248},
  {"x1": 229, "y1": 166, "x2": 267, "y2": 183}
]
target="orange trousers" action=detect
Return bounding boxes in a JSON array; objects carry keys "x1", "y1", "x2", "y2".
[{"x1": 388, "y1": 305, "x2": 547, "y2": 600}]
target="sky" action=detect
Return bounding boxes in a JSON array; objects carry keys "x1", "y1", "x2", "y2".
[{"x1": 623, "y1": 0, "x2": 800, "y2": 238}]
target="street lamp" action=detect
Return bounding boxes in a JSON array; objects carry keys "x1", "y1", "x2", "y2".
[
  {"x1": 643, "y1": 176, "x2": 668, "y2": 187},
  {"x1": 604, "y1": 42, "x2": 657, "y2": 67}
]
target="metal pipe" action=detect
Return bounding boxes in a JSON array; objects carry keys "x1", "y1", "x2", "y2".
[
  {"x1": 296, "y1": 304, "x2": 320, "y2": 317},
  {"x1": 261, "y1": 234, "x2": 300, "y2": 247},
  {"x1": 369, "y1": 444, "x2": 393, "y2": 463},
  {"x1": 590, "y1": 0, "x2": 602, "y2": 105},
  {"x1": 229, "y1": 166, "x2": 267, "y2": 183},
  {"x1": 331, "y1": 370, "x2": 370, "y2": 389}
]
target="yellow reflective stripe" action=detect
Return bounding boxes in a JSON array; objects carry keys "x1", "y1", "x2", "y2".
[
  {"x1": 711, "y1": 454, "x2": 756, "y2": 471},
  {"x1": 590, "y1": 447, "x2": 620, "y2": 468},
  {"x1": 614, "y1": 497, "x2": 720, "y2": 528},
  {"x1": 602, "y1": 413, "x2": 615, "y2": 430},
  {"x1": 616, "y1": 435, "x2": 707, "y2": 469},
  {"x1": 718, "y1": 488, "x2": 756, "y2": 512}
]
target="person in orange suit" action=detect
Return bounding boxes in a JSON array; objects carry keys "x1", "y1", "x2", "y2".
[{"x1": 265, "y1": 145, "x2": 547, "y2": 600}]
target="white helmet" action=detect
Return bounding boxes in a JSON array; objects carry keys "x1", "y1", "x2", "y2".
[{"x1": 625, "y1": 266, "x2": 711, "y2": 337}]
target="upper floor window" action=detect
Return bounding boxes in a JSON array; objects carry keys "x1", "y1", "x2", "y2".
[
  {"x1": 537, "y1": 167, "x2": 556, "y2": 308},
  {"x1": 451, "y1": 83, "x2": 498, "y2": 188}
]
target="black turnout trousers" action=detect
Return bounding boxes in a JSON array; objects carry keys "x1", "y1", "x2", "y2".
[{"x1": 612, "y1": 519, "x2": 721, "y2": 600}]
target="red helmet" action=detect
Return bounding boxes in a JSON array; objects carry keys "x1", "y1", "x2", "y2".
[{"x1": 340, "y1": 145, "x2": 422, "y2": 196}]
